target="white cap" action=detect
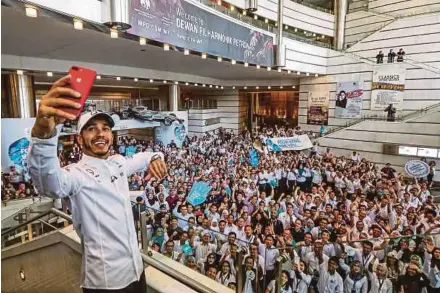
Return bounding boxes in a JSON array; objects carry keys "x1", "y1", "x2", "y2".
[{"x1": 77, "y1": 111, "x2": 115, "y2": 134}]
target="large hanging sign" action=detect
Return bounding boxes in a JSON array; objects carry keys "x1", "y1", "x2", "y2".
[
  {"x1": 265, "y1": 135, "x2": 313, "y2": 151},
  {"x1": 335, "y1": 81, "x2": 364, "y2": 118},
  {"x1": 371, "y1": 66, "x2": 405, "y2": 110},
  {"x1": 307, "y1": 92, "x2": 329, "y2": 125},
  {"x1": 405, "y1": 160, "x2": 430, "y2": 178},
  {"x1": 128, "y1": 0, "x2": 275, "y2": 66}
]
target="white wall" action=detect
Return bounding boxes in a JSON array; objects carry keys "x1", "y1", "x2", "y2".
[
  {"x1": 225, "y1": 0, "x2": 335, "y2": 37},
  {"x1": 369, "y1": 0, "x2": 440, "y2": 18},
  {"x1": 283, "y1": 38, "x2": 329, "y2": 74}
]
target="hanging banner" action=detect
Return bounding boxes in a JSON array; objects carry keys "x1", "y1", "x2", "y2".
[
  {"x1": 265, "y1": 135, "x2": 313, "y2": 151},
  {"x1": 371, "y1": 66, "x2": 405, "y2": 110},
  {"x1": 335, "y1": 81, "x2": 364, "y2": 118},
  {"x1": 128, "y1": 0, "x2": 275, "y2": 66},
  {"x1": 307, "y1": 92, "x2": 329, "y2": 125},
  {"x1": 154, "y1": 111, "x2": 188, "y2": 148}
]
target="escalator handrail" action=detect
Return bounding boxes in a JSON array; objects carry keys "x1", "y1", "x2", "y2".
[{"x1": 1, "y1": 208, "x2": 72, "y2": 236}]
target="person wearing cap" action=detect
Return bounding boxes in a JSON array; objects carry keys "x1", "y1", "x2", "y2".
[{"x1": 28, "y1": 75, "x2": 167, "y2": 293}]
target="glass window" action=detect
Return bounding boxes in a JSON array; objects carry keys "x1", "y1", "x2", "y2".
[
  {"x1": 398, "y1": 146, "x2": 417, "y2": 156},
  {"x1": 417, "y1": 148, "x2": 438, "y2": 158}
]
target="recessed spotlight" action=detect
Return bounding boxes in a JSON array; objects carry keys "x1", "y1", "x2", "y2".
[
  {"x1": 315, "y1": 74, "x2": 319, "y2": 77},
  {"x1": 256, "y1": 65, "x2": 261, "y2": 69},
  {"x1": 294, "y1": 28, "x2": 298, "y2": 32},
  {"x1": 292, "y1": 86, "x2": 296, "y2": 88},
  {"x1": 232, "y1": 86, "x2": 236, "y2": 89},
  {"x1": 267, "y1": 67, "x2": 271, "y2": 71},
  {"x1": 287, "y1": 70, "x2": 291, "y2": 74},
  {"x1": 306, "y1": 73, "x2": 310, "y2": 76},
  {"x1": 217, "y1": 56, "x2": 222, "y2": 62},
  {"x1": 195, "y1": 83, "x2": 198, "y2": 86},
  {"x1": 221, "y1": 86, "x2": 224, "y2": 89},
  {"x1": 277, "y1": 68, "x2": 282, "y2": 73},
  {"x1": 134, "y1": 78, "x2": 138, "y2": 82},
  {"x1": 230, "y1": 5, "x2": 235, "y2": 11},
  {"x1": 163, "y1": 80, "x2": 167, "y2": 83},
  {"x1": 268, "y1": 86, "x2": 271, "y2": 89},
  {"x1": 304, "y1": 31, "x2": 307, "y2": 35},
  {"x1": 96, "y1": 75, "x2": 101, "y2": 80},
  {"x1": 139, "y1": 37, "x2": 146, "y2": 45},
  {"x1": 203, "y1": 84, "x2": 206, "y2": 87},
  {"x1": 284, "y1": 25, "x2": 289, "y2": 29},
  {"x1": 209, "y1": 85, "x2": 213, "y2": 88},
  {"x1": 313, "y1": 33, "x2": 316, "y2": 37},
  {"x1": 201, "y1": 53, "x2": 207, "y2": 59},
  {"x1": 47, "y1": 72, "x2": 53, "y2": 77},
  {"x1": 215, "y1": 85, "x2": 219, "y2": 88},
  {"x1": 243, "y1": 10, "x2": 247, "y2": 16},
  {"x1": 280, "y1": 86, "x2": 283, "y2": 89},
  {"x1": 25, "y1": 6, "x2": 38, "y2": 18},
  {"x1": 254, "y1": 15, "x2": 258, "y2": 20},
  {"x1": 275, "y1": 23, "x2": 278, "y2": 27},
  {"x1": 175, "y1": 81, "x2": 178, "y2": 84},
  {"x1": 256, "y1": 86, "x2": 259, "y2": 89},
  {"x1": 150, "y1": 79, "x2": 154, "y2": 83},
  {"x1": 73, "y1": 19, "x2": 83, "y2": 30},
  {"x1": 110, "y1": 29, "x2": 118, "y2": 39},
  {"x1": 244, "y1": 86, "x2": 247, "y2": 89},
  {"x1": 185, "y1": 82, "x2": 189, "y2": 85},
  {"x1": 116, "y1": 76, "x2": 121, "y2": 81},
  {"x1": 244, "y1": 62, "x2": 249, "y2": 67},
  {"x1": 265, "y1": 18, "x2": 269, "y2": 23},
  {"x1": 164, "y1": 44, "x2": 170, "y2": 51},
  {"x1": 184, "y1": 49, "x2": 190, "y2": 55},
  {"x1": 16, "y1": 70, "x2": 24, "y2": 75},
  {"x1": 297, "y1": 71, "x2": 301, "y2": 75},
  {"x1": 231, "y1": 60, "x2": 236, "y2": 65}
]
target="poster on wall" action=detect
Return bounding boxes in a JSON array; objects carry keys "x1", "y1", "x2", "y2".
[
  {"x1": 307, "y1": 92, "x2": 329, "y2": 125},
  {"x1": 371, "y1": 66, "x2": 406, "y2": 110},
  {"x1": 335, "y1": 81, "x2": 364, "y2": 118},
  {"x1": 128, "y1": 0, "x2": 275, "y2": 66},
  {"x1": 154, "y1": 111, "x2": 188, "y2": 148},
  {"x1": 264, "y1": 135, "x2": 313, "y2": 151}
]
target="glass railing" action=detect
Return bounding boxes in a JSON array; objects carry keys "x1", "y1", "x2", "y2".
[
  {"x1": 1, "y1": 198, "x2": 53, "y2": 231},
  {"x1": 1, "y1": 208, "x2": 72, "y2": 249},
  {"x1": 290, "y1": 0, "x2": 334, "y2": 14},
  {"x1": 199, "y1": 0, "x2": 335, "y2": 49}
]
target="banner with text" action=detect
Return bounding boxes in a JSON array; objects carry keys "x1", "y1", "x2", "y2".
[
  {"x1": 265, "y1": 135, "x2": 313, "y2": 151},
  {"x1": 128, "y1": 0, "x2": 275, "y2": 66},
  {"x1": 335, "y1": 81, "x2": 364, "y2": 118},
  {"x1": 307, "y1": 92, "x2": 329, "y2": 125},
  {"x1": 371, "y1": 66, "x2": 406, "y2": 110}
]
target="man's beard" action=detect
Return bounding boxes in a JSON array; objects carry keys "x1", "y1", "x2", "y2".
[{"x1": 83, "y1": 140, "x2": 110, "y2": 157}]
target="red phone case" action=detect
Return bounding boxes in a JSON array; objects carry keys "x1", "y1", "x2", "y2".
[{"x1": 58, "y1": 66, "x2": 96, "y2": 117}]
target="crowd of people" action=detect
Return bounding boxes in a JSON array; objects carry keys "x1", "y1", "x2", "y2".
[
  {"x1": 3, "y1": 123, "x2": 439, "y2": 293},
  {"x1": 376, "y1": 48, "x2": 406, "y2": 64},
  {"x1": 1, "y1": 166, "x2": 39, "y2": 204}
]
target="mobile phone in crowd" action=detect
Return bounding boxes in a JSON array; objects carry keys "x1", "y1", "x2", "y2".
[{"x1": 57, "y1": 66, "x2": 96, "y2": 117}]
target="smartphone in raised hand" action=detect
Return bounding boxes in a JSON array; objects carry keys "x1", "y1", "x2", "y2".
[{"x1": 57, "y1": 66, "x2": 96, "y2": 117}]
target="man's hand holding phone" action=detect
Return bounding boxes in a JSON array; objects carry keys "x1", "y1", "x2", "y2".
[{"x1": 32, "y1": 75, "x2": 82, "y2": 139}]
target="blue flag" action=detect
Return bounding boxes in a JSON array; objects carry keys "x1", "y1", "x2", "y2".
[
  {"x1": 186, "y1": 182, "x2": 212, "y2": 206},
  {"x1": 249, "y1": 149, "x2": 259, "y2": 167}
]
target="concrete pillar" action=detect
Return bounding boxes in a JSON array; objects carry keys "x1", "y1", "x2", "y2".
[
  {"x1": 2, "y1": 74, "x2": 36, "y2": 118},
  {"x1": 275, "y1": 0, "x2": 286, "y2": 67},
  {"x1": 334, "y1": 0, "x2": 348, "y2": 50},
  {"x1": 168, "y1": 84, "x2": 180, "y2": 112}
]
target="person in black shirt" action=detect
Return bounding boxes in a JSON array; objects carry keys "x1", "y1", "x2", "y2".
[
  {"x1": 388, "y1": 49, "x2": 396, "y2": 63},
  {"x1": 335, "y1": 90, "x2": 348, "y2": 109},
  {"x1": 381, "y1": 163, "x2": 396, "y2": 180},
  {"x1": 376, "y1": 50, "x2": 384, "y2": 63},
  {"x1": 385, "y1": 103, "x2": 396, "y2": 121},
  {"x1": 397, "y1": 48, "x2": 405, "y2": 62},
  {"x1": 291, "y1": 219, "x2": 305, "y2": 242}
]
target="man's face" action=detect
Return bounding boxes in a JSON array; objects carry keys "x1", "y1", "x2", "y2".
[
  {"x1": 219, "y1": 222, "x2": 226, "y2": 231},
  {"x1": 166, "y1": 242, "x2": 174, "y2": 253},
  {"x1": 78, "y1": 118, "x2": 113, "y2": 159},
  {"x1": 265, "y1": 236, "x2": 273, "y2": 247},
  {"x1": 180, "y1": 206, "x2": 187, "y2": 215},
  {"x1": 206, "y1": 267, "x2": 217, "y2": 279},
  {"x1": 363, "y1": 244, "x2": 372, "y2": 255},
  {"x1": 245, "y1": 226, "x2": 252, "y2": 236},
  {"x1": 227, "y1": 215, "x2": 234, "y2": 225},
  {"x1": 228, "y1": 234, "x2": 236, "y2": 245}
]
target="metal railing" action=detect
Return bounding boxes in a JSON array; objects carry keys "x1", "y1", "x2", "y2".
[
  {"x1": 1, "y1": 198, "x2": 52, "y2": 230},
  {"x1": 1, "y1": 208, "x2": 72, "y2": 249}
]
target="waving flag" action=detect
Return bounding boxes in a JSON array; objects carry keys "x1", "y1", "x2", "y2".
[
  {"x1": 187, "y1": 182, "x2": 212, "y2": 206},
  {"x1": 249, "y1": 149, "x2": 259, "y2": 167}
]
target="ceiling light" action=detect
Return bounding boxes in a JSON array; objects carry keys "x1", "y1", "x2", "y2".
[
  {"x1": 315, "y1": 74, "x2": 319, "y2": 77},
  {"x1": 280, "y1": 86, "x2": 283, "y2": 89},
  {"x1": 110, "y1": 29, "x2": 118, "y2": 39},
  {"x1": 277, "y1": 68, "x2": 282, "y2": 72},
  {"x1": 244, "y1": 86, "x2": 247, "y2": 89},
  {"x1": 292, "y1": 86, "x2": 296, "y2": 88},
  {"x1": 275, "y1": 22, "x2": 278, "y2": 27},
  {"x1": 150, "y1": 79, "x2": 154, "y2": 83},
  {"x1": 217, "y1": 56, "x2": 222, "y2": 62},
  {"x1": 16, "y1": 70, "x2": 24, "y2": 75},
  {"x1": 134, "y1": 78, "x2": 138, "y2": 82},
  {"x1": 25, "y1": 6, "x2": 38, "y2": 18},
  {"x1": 215, "y1": 85, "x2": 219, "y2": 88},
  {"x1": 201, "y1": 53, "x2": 207, "y2": 59},
  {"x1": 297, "y1": 71, "x2": 301, "y2": 75},
  {"x1": 184, "y1": 49, "x2": 190, "y2": 55},
  {"x1": 256, "y1": 86, "x2": 259, "y2": 89},
  {"x1": 195, "y1": 83, "x2": 198, "y2": 86},
  {"x1": 47, "y1": 72, "x2": 53, "y2": 77},
  {"x1": 287, "y1": 70, "x2": 291, "y2": 74},
  {"x1": 164, "y1": 44, "x2": 170, "y2": 51},
  {"x1": 73, "y1": 19, "x2": 83, "y2": 30},
  {"x1": 163, "y1": 80, "x2": 167, "y2": 83},
  {"x1": 139, "y1": 37, "x2": 147, "y2": 45},
  {"x1": 268, "y1": 86, "x2": 271, "y2": 89},
  {"x1": 254, "y1": 15, "x2": 258, "y2": 20},
  {"x1": 217, "y1": 0, "x2": 222, "y2": 4},
  {"x1": 209, "y1": 85, "x2": 213, "y2": 88},
  {"x1": 256, "y1": 65, "x2": 260, "y2": 69},
  {"x1": 230, "y1": 5, "x2": 235, "y2": 11},
  {"x1": 304, "y1": 31, "x2": 307, "y2": 35},
  {"x1": 313, "y1": 33, "x2": 316, "y2": 37},
  {"x1": 175, "y1": 81, "x2": 178, "y2": 84},
  {"x1": 244, "y1": 62, "x2": 249, "y2": 67},
  {"x1": 116, "y1": 76, "x2": 121, "y2": 80},
  {"x1": 232, "y1": 86, "x2": 236, "y2": 89},
  {"x1": 265, "y1": 19, "x2": 269, "y2": 23},
  {"x1": 243, "y1": 10, "x2": 247, "y2": 16},
  {"x1": 203, "y1": 84, "x2": 206, "y2": 87},
  {"x1": 221, "y1": 86, "x2": 224, "y2": 89},
  {"x1": 96, "y1": 75, "x2": 101, "y2": 80},
  {"x1": 267, "y1": 67, "x2": 271, "y2": 71},
  {"x1": 294, "y1": 28, "x2": 298, "y2": 32},
  {"x1": 285, "y1": 25, "x2": 289, "y2": 29},
  {"x1": 231, "y1": 59, "x2": 236, "y2": 65},
  {"x1": 185, "y1": 82, "x2": 189, "y2": 85},
  {"x1": 322, "y1": 35, "x2": 325, "y2": 38},
  {"x1": 306, "y1": 73, "x2": 310, "y2": 76}
]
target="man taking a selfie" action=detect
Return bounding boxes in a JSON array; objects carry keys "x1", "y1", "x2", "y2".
[{"x1": 28, "y1": 75, "x2": 167, "y2": 293}]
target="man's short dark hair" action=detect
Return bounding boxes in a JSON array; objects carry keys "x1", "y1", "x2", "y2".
[{"x1": 136, "y1": 196, "x2": 143, "y2": 203}]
